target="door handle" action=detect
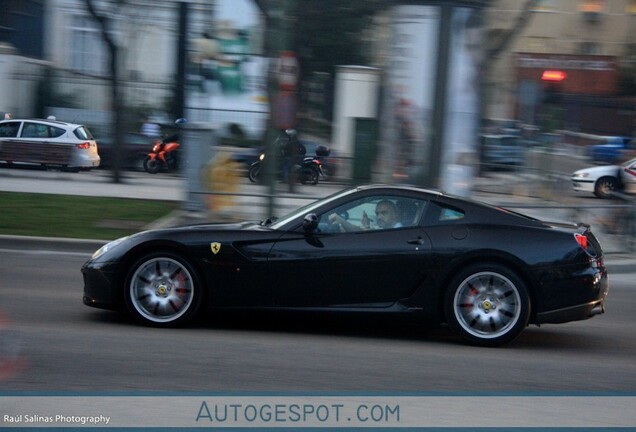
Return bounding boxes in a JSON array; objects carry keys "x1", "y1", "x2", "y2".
[{"x1": 407, "y1": 237, "x2": 425, "y2": 245}]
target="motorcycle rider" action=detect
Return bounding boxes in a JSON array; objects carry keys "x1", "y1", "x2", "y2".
[{"x1": 281, "y1": 129, "x2": 305, "y2": 183}]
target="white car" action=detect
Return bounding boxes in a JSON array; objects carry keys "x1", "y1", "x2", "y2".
[
  {"x1": 572, "y1": 157, "x2": 636, "y2": 198},
  {"x1": 0, "y1": 117, "x2": 100, "y2": 171}
]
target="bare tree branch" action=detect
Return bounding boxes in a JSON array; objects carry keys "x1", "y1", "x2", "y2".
[{"x1": 485, "y1": 0, "x2": 539, "y2": 62}]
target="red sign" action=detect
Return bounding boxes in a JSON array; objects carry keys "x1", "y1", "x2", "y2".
[
  {"x1": 541, "y1": 70, "x2": 567, "y2": 82},
  {"x1": 276, "y1": 51, "x2": 300, "y2": 91},
  {"x1": 516, "y1": 53, "x2": 618, "y2": 95}
]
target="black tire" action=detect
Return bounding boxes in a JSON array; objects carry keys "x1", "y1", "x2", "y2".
[
  {"x1": 143, "y1": 157, "x2": 161, "y2": 174},
  {"x1": 444, "y1": 263, "x2": 530, "y2": 347},
  {"x1": 594, "y1": 176, "x2": 618, "y2": 199},
  {"x1": 298, "y1": 166, "x2": 319, "y2": 185},
  {"x1": 124, "y1": 251, "x2": 203, "y2": 327},
  {"x1": 248, "y1": 163, "x2": 261, "y2": 183},
  {"x1": 308, "y1": 166, "x2": 320, "y2": 185}
]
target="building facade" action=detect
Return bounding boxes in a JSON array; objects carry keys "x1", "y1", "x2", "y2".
[{"x1": 484, "y1": 0, "x2": 636, "y2": 134}]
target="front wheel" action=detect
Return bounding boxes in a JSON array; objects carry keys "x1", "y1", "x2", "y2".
[
  {"x1": 444, "y1": 263, "x2": 530, "y2": 347},
  {"x1": 124, "y1": 252, "x2": 203, "y2": 327},
  {"x1": 248, "y1": 162, "x2": 261, "y2": 183},
  {"x1": 143, "y1": 156, "x2": 161, "y2": 174},
  {"x1": 594, "y1": 176, "x2": 619, "y2": 199}
]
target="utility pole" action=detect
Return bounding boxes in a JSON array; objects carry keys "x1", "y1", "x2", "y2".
[{"x1": 262, "y1": 0, "x2": 293, "y2": 217}]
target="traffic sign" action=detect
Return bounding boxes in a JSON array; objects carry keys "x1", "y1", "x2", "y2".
[{"x1": 276, "y1": 51, "x2": 300, "y2": 91}]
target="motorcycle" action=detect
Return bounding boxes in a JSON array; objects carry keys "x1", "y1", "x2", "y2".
[
  {"x1": 248, "y1": 130, "x2": 323, "y2": 185},
  {"x1": 143, "y1": 118, "x2": 186, "y2": 174}
]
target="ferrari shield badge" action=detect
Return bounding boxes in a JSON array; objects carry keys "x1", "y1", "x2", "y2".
[{"x1": 210, "y1": 242, "x2": 221, "y2": 255}]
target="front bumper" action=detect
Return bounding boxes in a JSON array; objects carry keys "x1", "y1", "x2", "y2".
[
  {"x1": 572, "y1": 179, "x2": 594, "y2": 193},
  {"x1": 82, "y1": 261, "x2": 122, "y2": 310}
]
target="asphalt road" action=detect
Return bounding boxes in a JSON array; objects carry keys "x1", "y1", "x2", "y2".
[{"x1": 0, "y1": 245, "x2": 634, "y2": 392}]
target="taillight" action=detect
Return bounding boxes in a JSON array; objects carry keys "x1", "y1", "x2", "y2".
[
  {"x1": 76, "y1": 142, "x2": 91, "y2": 149},
  {"x1": 574, "y1": 233, "x2": 588, "y2": 250}
]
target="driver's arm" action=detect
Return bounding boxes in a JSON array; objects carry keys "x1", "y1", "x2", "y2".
[{"x1": 328, "y1": 213, "x2": 368, "y2": 232}]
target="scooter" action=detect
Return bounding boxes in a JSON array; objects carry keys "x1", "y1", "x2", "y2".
[
  {"x1": 247, "y1": 130, "x2": 323, "y2": 185},
  {"x1": 143, "y1": 118, "x2": 186, "y2": 174},
  {"x1": 248, "y1": 153, "x2": 322, "y2": 185}
]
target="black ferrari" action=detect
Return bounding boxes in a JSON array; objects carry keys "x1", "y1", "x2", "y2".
[{"x1": 82, "y1": 185, "x2": 609, "y2": 346}]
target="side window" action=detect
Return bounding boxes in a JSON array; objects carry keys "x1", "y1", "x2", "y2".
[
  {"x1": 424, "y1": 201, "x2": 466, "y2": 225},
  {"x1": 319, "y1": 195, "x2": 428, "y2": 232},
  {"x1": 0, "y1": 122, "x2": 20, "y2": 138},
  {"x1": 440, "y1": 207, "x2": 465, "y2": 221},
  {"x1": 21, "y1": 123, "x2": 49, "y2": 138},
  {"x1": 49, "y1": 126, "x2": 65, "y2": 138}
]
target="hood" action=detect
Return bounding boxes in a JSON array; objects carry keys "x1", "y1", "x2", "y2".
[
  {"x1": 574, "y1": 165, "x2": 620, "y2": 176},
  {"x1": 158, "y1": 220, "x2": 269, "y2": 234}
]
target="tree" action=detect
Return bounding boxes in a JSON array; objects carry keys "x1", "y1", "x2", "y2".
[
  {"x1": 480, "y1": 0, "x2": 540, "y2": 121},
  {"x1": 84, "y1": 0, "x2": 125, "y2": 183}
]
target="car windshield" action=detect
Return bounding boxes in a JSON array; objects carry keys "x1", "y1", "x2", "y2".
[
  {"x1": 268, "y1": 187, "x2": 358, "y2": 229},
  {"x1": 622, "y1": 158, "x2": 636, "y2": 168}
]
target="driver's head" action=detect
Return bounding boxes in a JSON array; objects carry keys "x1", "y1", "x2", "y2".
[{"x1": 375, "y1": 200, "x2": 399, "y2": 229}]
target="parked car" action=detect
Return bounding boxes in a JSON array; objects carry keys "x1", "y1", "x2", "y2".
[
  {"x1": 589, "y1": 136, "x2": 633, "y2": 164},
  {"x1": 572, "y1": 157, "x2": 636, "y2": 199},
  {"x1": 0, "y1": 117, "x2": 100, "y2": 171},
  {"x1": 82, "y1": 184, "x2": 608, "y2": 347},
  {"x1": 480, "y1": 134, "x2": 525, "y2": 170}
]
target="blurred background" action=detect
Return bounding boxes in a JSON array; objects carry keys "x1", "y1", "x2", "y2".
[{"x1": 1, "y1": 0, "x2": 636, "y2": 249}]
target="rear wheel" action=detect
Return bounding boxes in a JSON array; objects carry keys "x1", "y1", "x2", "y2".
[
  {"x1": 124, "y1": 252, "x2": 203, "y2": 327},
  {"x1": 594, "y1": 176, "x2": 618, "y2": 199},
  {"x1": 444, "y1": 263, "x2": 530, "y2": 347}
]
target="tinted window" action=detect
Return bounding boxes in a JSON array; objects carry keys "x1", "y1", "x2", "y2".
[
  {"x1": 0, "y1": 122, "x2": 20, "y2": 138},
  {"x1": 73, "y1": 126, "x2": 93, "y2": 140},
  {"x1": 49, "y1": 126, "x2": 65, "y2": 138},
  {"x1": 424, "y1": 202, "x2": 466, "y2": 225},
  {"x1": 20, "y1": 123, "x2": 66, "y2": 139},
  {"x1": 21, "y1": 123, "x2": 49, "y2": 138}
]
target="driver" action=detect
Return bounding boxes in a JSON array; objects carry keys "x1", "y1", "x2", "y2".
[{"x1": 328, "y1": 200, "x2": 402, "y2": 232}]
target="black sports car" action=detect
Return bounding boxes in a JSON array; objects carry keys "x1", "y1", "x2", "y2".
[{"x1": 82, "y1": 185, "x2": 609, "y2": 346}]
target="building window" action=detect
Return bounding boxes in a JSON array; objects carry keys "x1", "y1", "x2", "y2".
[
  {"x1": 532, "y1": 0, "x2": 557, "y2": 12},
  {"x1": 579, "y1": 0, "x2": 605, "y2": 22},
  {"x1": 523, "y1": 37, "x2": 552, "y2": 53},
  {"x1": 579, "y1": 0, "x2": 605, "y2": 13},
  {"x1": 69, "y1": 15, "x2": 107, "y2": 75},
  {"x1": 580, "y1": 42, "x2": 602, "y2": 55}
]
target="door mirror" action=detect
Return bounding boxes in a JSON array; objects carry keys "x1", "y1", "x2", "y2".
[{"x1": 303, "y1": 213, "x2": 319, "y2": 232}]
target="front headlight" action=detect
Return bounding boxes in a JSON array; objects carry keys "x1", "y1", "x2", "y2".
[
  {"x1": 572, "y1": 172, "x2": 589, "y2": 179},
  {"x1": 92, "y1": 236, "x2": 128, "y2": 260}
]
